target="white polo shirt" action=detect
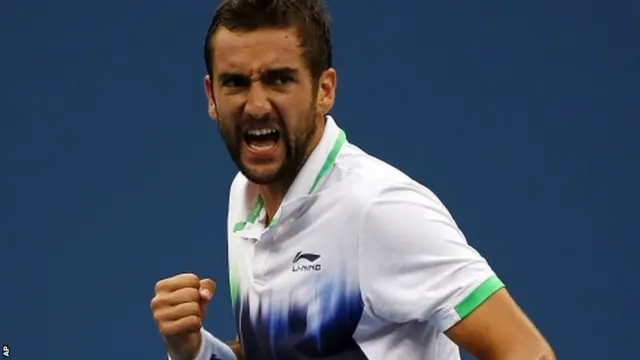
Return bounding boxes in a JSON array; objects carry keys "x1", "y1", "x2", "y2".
[{"x1": 192, "y1": 115, "x2": 504, "y2": 360}]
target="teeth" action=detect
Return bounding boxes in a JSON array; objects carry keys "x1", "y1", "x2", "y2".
[
  {"x1": 249, "y1": 143, "x2": 275, "y2": 150},
  {"x1": 247, "y1": 128, "x2": 276, "y2": 136}
]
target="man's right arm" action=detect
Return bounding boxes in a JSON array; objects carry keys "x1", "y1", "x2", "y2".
[
  {"x1": 172, "y1": 329, "x2": 239, "y2": 360},
  {"x1": 151, "y1": 274, "x2": 241, "y2": 360},
  {"x1": 226, "y1": 340, "x2": 244, "y2": 360}
]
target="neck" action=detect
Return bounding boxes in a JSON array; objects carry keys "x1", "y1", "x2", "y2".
[
  {"x1": 259, "y1": 177, "x2": 293, "y2": 225},
  {"x1": 260, "y1": 116, "x2": 326, "y2": 224}
]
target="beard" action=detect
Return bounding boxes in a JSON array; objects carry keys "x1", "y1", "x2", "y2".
[{"x1": 216, "y1": 107, "x2": 317, "y2": 185}]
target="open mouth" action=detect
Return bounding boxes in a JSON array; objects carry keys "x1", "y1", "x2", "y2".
[{"x1": 244, "y1": 128, "x2": 281, "y2": 152}]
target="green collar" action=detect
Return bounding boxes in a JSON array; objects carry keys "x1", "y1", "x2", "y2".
[{"x1": 233, "y1": 118, "x2": 347, "y2": 232}]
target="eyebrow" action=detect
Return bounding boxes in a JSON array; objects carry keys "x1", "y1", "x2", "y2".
[
  {"x1": 217, "y1": 67, "x2": 299, "y2": 83},
  {"x1": 263, "y1": 67, "x2": 299, "y2": 78}
]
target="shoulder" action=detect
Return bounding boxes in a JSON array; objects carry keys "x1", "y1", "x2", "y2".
[
  {"x1": 328, "y1": 142, "x2": 446, "y2": 216},
  {"x1": 332, "y1": 143, "x2": 468, "y2": 252}
]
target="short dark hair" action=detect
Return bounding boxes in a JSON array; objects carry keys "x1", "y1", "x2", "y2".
[{"x1": 203, "y1": 0, "x2": 333, "y2": 81}]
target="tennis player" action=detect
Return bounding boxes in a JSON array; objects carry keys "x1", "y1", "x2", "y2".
[{"x1": 150, "y1": 0, "x2": 556, "y2": 359}]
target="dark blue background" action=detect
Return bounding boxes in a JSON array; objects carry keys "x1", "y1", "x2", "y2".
[{"x1": 1, "y1": 1, "x2": 638, "y2": 359}]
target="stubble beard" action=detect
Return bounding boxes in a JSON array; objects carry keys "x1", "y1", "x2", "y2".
[{"x1": 217, "y1": 108, "x2": 318, "y2": 185}]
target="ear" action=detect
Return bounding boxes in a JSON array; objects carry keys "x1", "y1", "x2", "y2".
[
  {"x1": 316, "y1": 68, "x2": 337, "y2": 115},
  {"x1": 204, "y1": 75, "x2": 218, "y2": 120}
]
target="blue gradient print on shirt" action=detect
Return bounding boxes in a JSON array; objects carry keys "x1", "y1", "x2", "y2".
[{"x1": 233, "y1": 281, "x2": 367, "y2": 360}]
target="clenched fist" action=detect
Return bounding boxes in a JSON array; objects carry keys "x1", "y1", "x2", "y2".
[{"x1": 151, "y1": 273, "x2": 216, "y2": 360}]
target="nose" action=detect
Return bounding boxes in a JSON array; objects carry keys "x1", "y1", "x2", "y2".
[{"x1": 244, "y1": 82, "x2": 272, "y2": 119}]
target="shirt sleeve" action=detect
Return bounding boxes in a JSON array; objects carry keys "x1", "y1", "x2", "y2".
[
  {"x1": 358, "y1": 181, "x2": 505, "y2": 332},
  {"x1": 167, "y1": 328, "x2": 237, "y2": 360}
]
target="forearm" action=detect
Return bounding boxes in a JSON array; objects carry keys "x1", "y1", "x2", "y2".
[
  {"x1": 167, "y1": 329, "x2": 239, "y2": 360},
  {"x1": 479, "y1": 346, "x2": 556, "y2": 360},
  {"x1": 226, "y1": 340, "x2": 244, "y2": 360},
  {"x1": 485, "y1": 354, "x2": 556, "y2": 360}
]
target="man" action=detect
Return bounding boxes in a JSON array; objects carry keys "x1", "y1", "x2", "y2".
[{"x1": 150, "y1": 0, "x2": 556, "y2": 359}]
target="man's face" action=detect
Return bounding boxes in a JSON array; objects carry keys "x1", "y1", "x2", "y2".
[{"x1": 205, "y1": 27, "x2": 334, "y2": 185}]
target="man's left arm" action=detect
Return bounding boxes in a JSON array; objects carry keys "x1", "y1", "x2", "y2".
[
  {"x1": 358, "y1": 181, "x2": 555, "y2": 360},
  {"x1": 445, "y1": 288, "x2": 554, "y2": 359}
]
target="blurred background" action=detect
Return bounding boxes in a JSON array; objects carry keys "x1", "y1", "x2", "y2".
[{"x1": 1, "y1": 0, "x2": 638, "y2": 359}]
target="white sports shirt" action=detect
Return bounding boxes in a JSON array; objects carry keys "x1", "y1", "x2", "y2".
[{"x1": 184, "y1": 115, "x2": 505, "y2": 360}]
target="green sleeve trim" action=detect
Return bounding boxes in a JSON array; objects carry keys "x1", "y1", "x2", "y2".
[{"x1": 454, "y1": 275, "x2": 505, "y2": 319}]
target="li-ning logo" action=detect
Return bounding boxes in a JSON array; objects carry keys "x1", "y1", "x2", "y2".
[{"x1": 292, "y1": 251, "x2": 322, "y2": 272}]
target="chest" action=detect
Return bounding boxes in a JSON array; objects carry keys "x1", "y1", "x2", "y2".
[
  {"x1": 227, "y1": 206, "x2": 367, "y2": 359},
  {"x1": 230, "y1": 208, "x2": 361, "y2": 300}
]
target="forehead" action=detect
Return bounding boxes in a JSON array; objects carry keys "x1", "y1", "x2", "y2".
[{"x1": 211, "y1": 27, "x2": 305, "y2": 74}]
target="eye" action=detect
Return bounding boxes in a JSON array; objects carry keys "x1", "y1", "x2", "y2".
[
  {"x1": 220, "y1": 75, "x2": 250, "y2": 88},
  {"x1": 272, "y1": 75, "x2": 293, "y2": 85},
  {"x1": 263, "y1": 71, "x2": 295, "y2": 86}
]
